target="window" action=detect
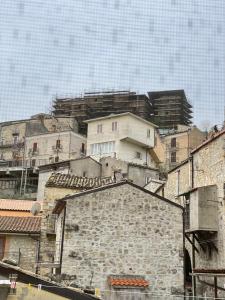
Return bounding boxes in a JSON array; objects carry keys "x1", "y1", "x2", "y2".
[
  {"x1": 83, "y1": 171, "x2": 86, "y2": 177},
  {"x1": 171, "y1": 138, "x2": 176, "y2": 148},
  {"x1": 97, "y1": 124, "x2": 102, "y2": 133},
  {"x1": 56, "y1": 139, "x2": 61, "y2": 148},
  {"x1": 13, "y1": 135, "x2": 18, "y2": 145},
  {"x1": 31, "y1": 159, "x2": 36, "y2": 167},
  {"x1": 55, "y1": 156, "x2": 59, "y2": 162},
  {"x1": 112, "y1": 121, "x2": 118, "y2": 131},
  {"x1": 90, "y1": 141, "x2": 115, "y2": 155},
  {"x1": 136, "y1": 152, "x2": 142, "y2": 159},
  {"x1": 33, "y1": 142, "x2": 38, "y2": 152},
  {"x1": 81, "y1": 143, "x2": 85, "y2": 154},
  {"x1": 145, "y1": 176, "x2": 151, "y2": 184},
  {"x1": 147, "y1": 129, "x2": 151, "y2": 138},
  {"x1": 171, "y1": 151, "x2": 176, "y2": 163}
]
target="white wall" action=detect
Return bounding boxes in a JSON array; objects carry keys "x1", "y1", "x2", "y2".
[{"x1": 86, "y1": 114, "x2": 155, "y2": 166}]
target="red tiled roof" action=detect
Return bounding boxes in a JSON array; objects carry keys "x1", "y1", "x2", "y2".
[
  {"x1": 108, "y1": 277, "x2": 149, "y2": 288},
  {"x1": 0, "y1": 199, "x2": 38, "y2": 211},
  {"x1": 46, "y1": 173, "x2": 114, "y2": 190},
  {"x1": 0, "y1": 216, "x2": 41, "y2": 234}
]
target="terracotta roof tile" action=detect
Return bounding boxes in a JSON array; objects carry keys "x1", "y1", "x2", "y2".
[
  {"x1": 46, "y1": 173, "x2": 114, "y2": 190},
  {"x1": 0, "y1": 216, "x2": 41, "y2": 234},
  {"x1": 108, "y1": 276, "x2": 149, "y2": 288},
  {"x1": 0, "y1": 199, "x2": 38, "y2": 211}
]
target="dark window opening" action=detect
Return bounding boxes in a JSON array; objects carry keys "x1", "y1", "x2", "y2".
[
  {"x1": 171, "y1": 151, "x2": 176, "y2": 163},
  {"x1": 33, "y1": 142, "x2": 38, "y2": 152},
  {"x1": 56, "y1": 139, "x2": 61, "y2": 148},
  {"x1": 81, "y1": 143, "x2": 85, "y2": 154},
  {"x1": 171, "y1": 137, "x2": 176, "y2": 147},
  {"x1": 55, "y1": 156, "x2": 59, "y2": 162},
  {"x1": 31, "y1": 159, "x2": 36, "y2": 167}
]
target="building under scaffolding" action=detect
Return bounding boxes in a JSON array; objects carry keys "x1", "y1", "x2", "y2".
[
  {"x1": 52, "y1": 89, "x2": 193, "y2": 133},
  {"x1": 52, "y1": 91, "x2": 153, "y2": 134},
  {"x1": 148, "y1": 89, "x2": 193, "y2": 129}
]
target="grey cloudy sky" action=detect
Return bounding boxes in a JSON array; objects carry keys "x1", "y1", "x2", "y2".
[{"x1": 0, "y1": 0, "x2": 224, "y2": 127}]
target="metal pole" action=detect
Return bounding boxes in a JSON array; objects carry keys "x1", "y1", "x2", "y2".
[
  {"x1": 192, "y1": 234, "x2": 196, "y2": 297},
  {"x1": 214, "y1": 276, "x2": 218, "y2": 299}
]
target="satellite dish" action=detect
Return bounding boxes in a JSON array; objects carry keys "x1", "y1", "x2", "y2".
[{"x1": 31, "y1": 202, "x2": 41, "y2": 216}]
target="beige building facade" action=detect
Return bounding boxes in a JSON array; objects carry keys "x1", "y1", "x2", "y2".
[
  {"x1": 154, "y1": 125, "x2": 206, "y2": 172},
  {"x1": 85, "y1": 113, "x2": 157, "y2": 167}
]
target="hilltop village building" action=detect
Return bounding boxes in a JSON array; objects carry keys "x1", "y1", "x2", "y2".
[
  {"x1": 154, "y1": 125, "x2": 206, "y2": 171},
  {"x1": 39, "y1": 178, "x2": 184, "y2": 299},
  {"x1": 0, "y1": 114, "x2": 86, "y2": 197},
  {"x1": 163, "y1": 128, "x2": 225, "y2": 298},
  {"x1": 85, "y1": 112, "x2": 157, "y2": 166}
]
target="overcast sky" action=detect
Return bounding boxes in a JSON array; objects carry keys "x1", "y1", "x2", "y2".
[{"x1": 0, "y1": 0, "x2": 224, "y2": 127}]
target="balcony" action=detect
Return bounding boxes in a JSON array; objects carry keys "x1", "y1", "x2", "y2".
[{"x1": 185, "y1": 185, "x2": 218, "y2": 233}]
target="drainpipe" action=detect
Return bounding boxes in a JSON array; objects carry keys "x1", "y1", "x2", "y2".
[
  {"x1": 59, "y1": 206, "x2": 66, "y2": 274},
  {"x1": 191, "y1": 155, "x2": 194, "y2": 189}
]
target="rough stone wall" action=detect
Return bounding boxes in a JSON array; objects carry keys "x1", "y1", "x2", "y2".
[
  {"x1": 5, "y1": 235, "x2": 38, "y2": 272},
  {"x1": 163, "y1": 134, "x2": 225, "y2": 297},
  {"x1": 60, "y1": 184, "x2": 184, "y2": 296},
  {"x1": 39, "y1": 186, "x2": 80, "y2": 276}
]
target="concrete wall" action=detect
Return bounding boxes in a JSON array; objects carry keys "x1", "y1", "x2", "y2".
[
  {"x1": 58, "y1": 184, "x2": 184, "y2": 297},
  {"x1": 86, "y1": 114, "x2": 155, "y2": 165},
  {"x1": 70, "y1": 158, "x2": 101, "y2": 178}
]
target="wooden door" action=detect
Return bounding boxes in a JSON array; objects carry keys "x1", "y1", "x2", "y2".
[{"x1": 0, "y1": 237, "x2": 5, "y2": 260}]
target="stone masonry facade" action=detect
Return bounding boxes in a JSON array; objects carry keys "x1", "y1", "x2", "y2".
[
  {"x1": 164, "y1": 131, "x2": 225, "y2": 297},
  {"x1": 58, "y1": 183, "x2": 184, "y2": 297}
]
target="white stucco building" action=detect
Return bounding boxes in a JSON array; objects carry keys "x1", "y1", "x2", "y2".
[{"x1": 85, "y1": 113, "x2": 157, "y2": 166}]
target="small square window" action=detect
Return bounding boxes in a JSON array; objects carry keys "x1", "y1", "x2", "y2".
[{"x1": 136, "y1": 152, "x2": 142, "y2": 159}]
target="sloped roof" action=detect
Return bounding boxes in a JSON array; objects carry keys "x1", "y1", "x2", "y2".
[
  {"x1": 0, "y1": 200, "x2": 37, "y2": 211},
  {"x1": 0, "y1": 216, "x2": 41, "y2": 234},
  {"x1": 46, "y1": 173, "x2": 114, "y2": 190},
  {"x1": 53, "y1": 180, "x2": 183, "y2": 214}
]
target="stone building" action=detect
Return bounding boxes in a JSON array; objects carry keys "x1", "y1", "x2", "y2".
[
  {"x1": 0, "y1": 214, "x2": 41, "y2": 272},
  {"x1": 36, "y1": 157, "x2": 102, "y2": 201},
  {"x1": 100, "y1": 156, "x2": 159, "y2": 187},
  {"x1": 85, "y1": 112, "x2": 157, "y2": 167},
  {"x1": 51, "y1": 181, "x2": 184, "y2": 299},
  {"x1": 0, "y1": 114, "x2": 85, "y2": 198},
  {"x1": 38, "y1": 173, "x2": 114, "y2": 276},
  {"x1": 163, "y1": 128, "x2": 225, "y2": 297},
  {"x1": 154, "y1": 125, "x2": 206, "y2": 171}
]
